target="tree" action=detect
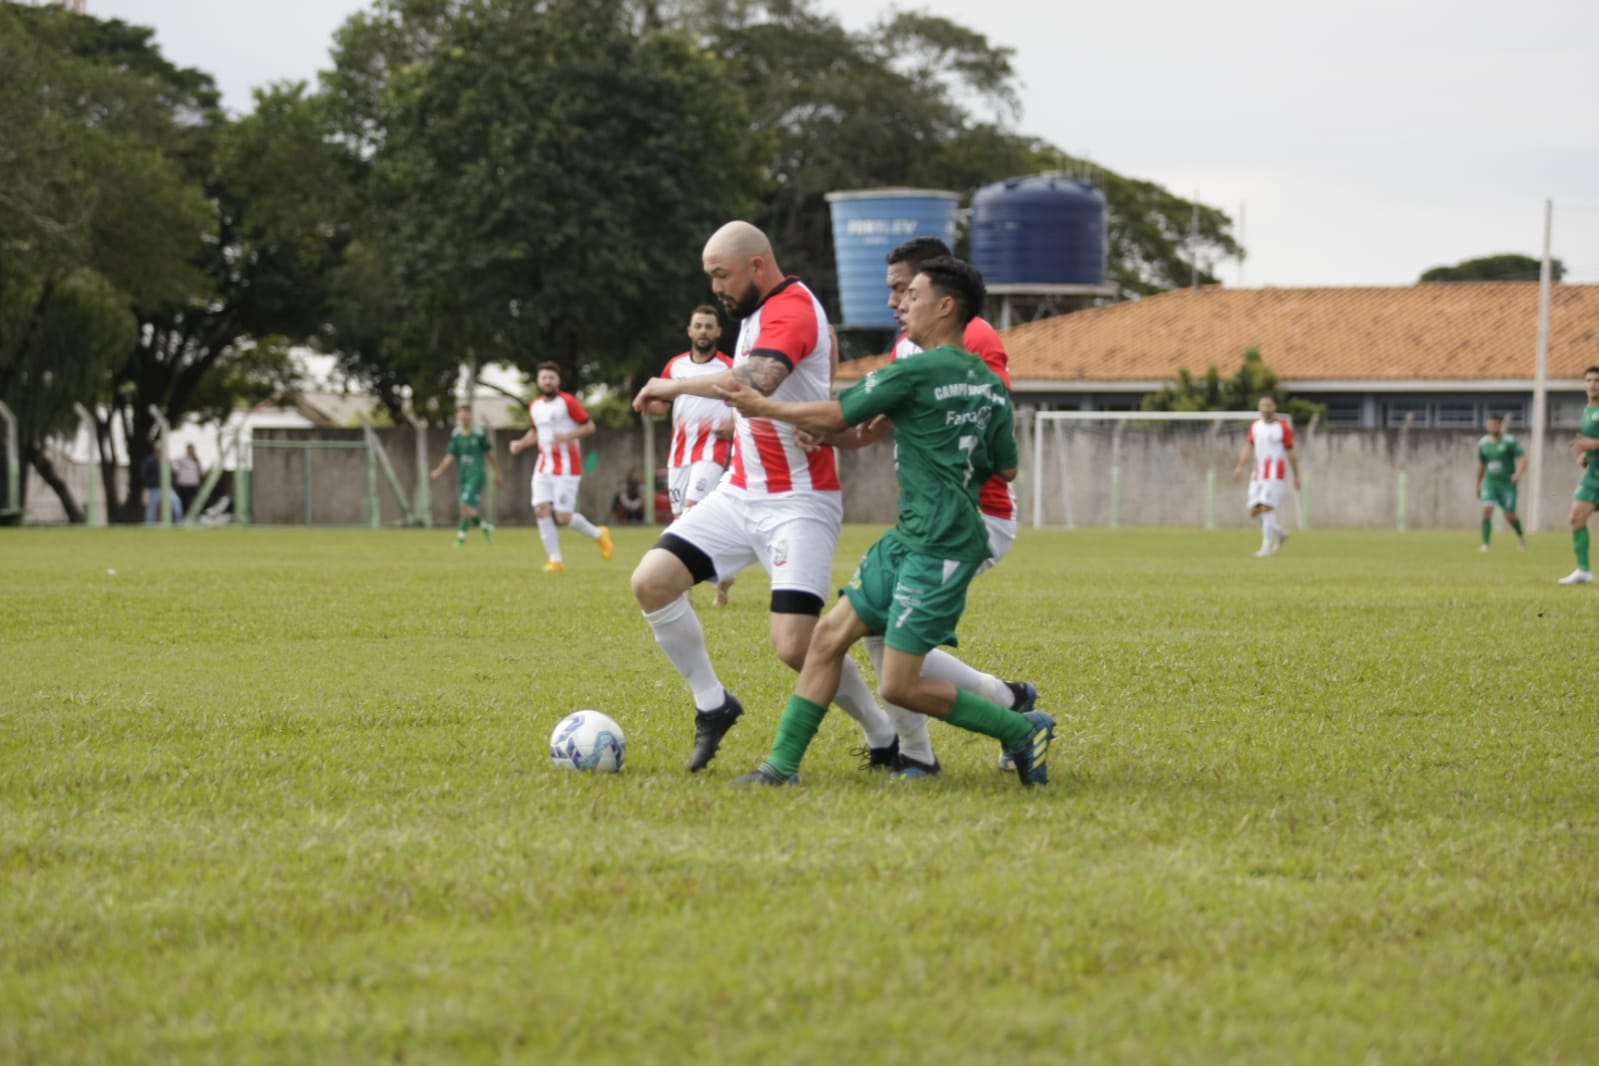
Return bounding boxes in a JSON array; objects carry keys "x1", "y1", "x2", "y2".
[
  {"x1": 662, "y1": 0, "x2": 1239, "y2": 305},
  {"x1": 1420, "y1": 254, "x2": 1564, "y2": 283},
  {"x1": 0, "y1": 3, "x2": 208, "y2": 521},
  {"x1": 1142, "y1": 347, "x2": 1324, "y2": 425},
  {"x1": 314, "y1": 0, "x2": 764, "y2": 419}
]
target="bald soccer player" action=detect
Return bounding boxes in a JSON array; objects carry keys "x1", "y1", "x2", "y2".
[{"x1": 630, "y1": 221, "x2": 898, "y2": 772}]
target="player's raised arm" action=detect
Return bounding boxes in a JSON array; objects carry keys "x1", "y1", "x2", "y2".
[{"x1": 716, "y1": 379, "x2": 846, "y2": 435}]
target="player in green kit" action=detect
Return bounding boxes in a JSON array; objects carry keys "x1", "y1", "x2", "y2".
[
  {"x1": 1558, "y1": 366, "x2": 1599, "y2": 584},
  {"x1": 431, "y1": 405, "x2": 503, "y2": 546},
  {"x1": 1475, "y1": 413, "x2": 1527, "y2": 552},
  {"x1": 716, "y1": 256, "x2": 1055, "y2": 788}
]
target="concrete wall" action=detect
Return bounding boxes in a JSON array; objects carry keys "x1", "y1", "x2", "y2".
[
  {"x1": 246, "y1": 422, "x2": 1580, "y2": 532},
  {"x1": 1021, "y1": 418, "x2": 1576, "y2": 531}
]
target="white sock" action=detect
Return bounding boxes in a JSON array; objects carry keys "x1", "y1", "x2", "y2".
[
  {"x1": 1266, "y1": 511, "x2": 1282, "y2": 542},
  {"x1": 833, "y1": 656, "x2": 897, "y2": 748},
  {"x1": 864, "y1": 635, "x2": 936, "y2": 762},
  {"x1": 538, "y1": 516, "x2": 562, "y2": 561},
  {"x1": 922, "y1": 648, "x2": 1012, "y2": 707},
  {"x1": 568, "y1": 513, "x2": 600, "y2": 538},
  {"x1": 1259, "y1": 513, "x2": 1273, "y2": 549},
  {"x1": 643, "y1": 594, "x2": 725, "y2": 711}
]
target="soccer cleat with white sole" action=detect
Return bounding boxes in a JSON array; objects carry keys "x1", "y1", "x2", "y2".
[{"x1": 1557, "y1": 568, "x2": 1594, "y2": 585}]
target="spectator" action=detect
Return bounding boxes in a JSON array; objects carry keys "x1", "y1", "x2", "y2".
[
  {"x1": 652, "y1": 467, "x2": 671, "y2": 524},
  {"x1": 611, "y1": 468, "x2": 646, "y2": 525},
  {"x1": 141, "y1": 448, "x2": 184, "y2": 525},
  {"x1": 173, "y1": 443, "x2": 204, "y2": 515}
]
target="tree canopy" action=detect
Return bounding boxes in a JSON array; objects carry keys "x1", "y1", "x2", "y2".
[
  {"x1": 1420, "y1": 254, "x2": 1565, "y2": 283},
  {"x1": 1142, "y1": 348, "x2": 1324, "y2": 426},
  {"x1": 4, "y1": 0, "x2": 1246, "y2": 520}
]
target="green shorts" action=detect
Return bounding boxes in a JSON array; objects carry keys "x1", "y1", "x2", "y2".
[
  {"x1": 459, "y1": 481, "x2": 484, "y2": 510},
  {"x1": 1575, "y1": 473, "x2": 1599, "y2": 506},
  {"x1": 842, "y1": 536, "x2": 984, "y2": 656},
  {"x1": 1480, "y1": 481, "x2": 1517, "y2": 512}
]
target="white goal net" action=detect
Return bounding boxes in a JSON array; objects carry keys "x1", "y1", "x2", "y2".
[{"x1": 1028, "y1": 410, "x2": 1304, "y2": 530}]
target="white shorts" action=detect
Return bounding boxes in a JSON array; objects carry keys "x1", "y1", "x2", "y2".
[
  {"x1": 975, "y1": 514, "x2": 1019, "y2": 576},
  {"x1": 532, "y1": 472, "x2": 582, "y2": 513},
  {"x1": 669, "y1": 460, "x2": 728, "y2": 517},
  {"x1": 1248, "y1": 478, "x2": 1286, "y2": 510},
  {"x1": 663, "y1": 488, "x2": 843, "y2": 601}
]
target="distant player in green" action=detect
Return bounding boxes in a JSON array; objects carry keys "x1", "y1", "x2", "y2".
[
  {"x1": 715, "y1": 256, "x2": 1056, "y2": 788},
  {"x1": 430, "y1": 405, "x2": 503, "y2": 546},
  {"x1": 1558, "y1": 366, "x2": 1599, "y2": 584},
  {"x1": 1475, "y1": 413, "x2": 1526, "y2": 552}
]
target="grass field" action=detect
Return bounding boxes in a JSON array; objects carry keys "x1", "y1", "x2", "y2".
[{"x1": 4, "y1": 524, "x2": 1597, "y2": 1063}]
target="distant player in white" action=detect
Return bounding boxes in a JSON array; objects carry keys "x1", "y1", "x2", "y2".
[
  {"x1": 1232, "y1": 395, "x2": 1300, "y2": 557},
  {"x1": 630, "y1": 221, "x2": 897, "y2": 772},
  {"x1": 645, "y1": 305, "x2": 738, "y2": 606},
  {"x1": 509, "y1": 361, "x2": 614, "y2": 572}
]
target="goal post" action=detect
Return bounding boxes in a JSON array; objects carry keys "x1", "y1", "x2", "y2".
[{"x1": 1029, "y1": 410, "x2": 1299, "y2": 530}]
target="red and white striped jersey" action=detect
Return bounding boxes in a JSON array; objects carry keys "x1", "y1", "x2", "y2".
[
  {"x1": 727, "y1": 277, "x2": 841, "y2": 495},
  {"x1": 528, "y1": 391, "x2": 590, "y2": 475},
  {"x1": 1248, "y1": 417, "x2": 1294, "y2": 481},
  {"x1": 893, "y1": 317, "x2": 1018, "y2": 521},
  {"x1": 662, "y1": 350, "x2": 734, "y2": 469}
]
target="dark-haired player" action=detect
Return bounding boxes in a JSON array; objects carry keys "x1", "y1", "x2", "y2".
[{"x1": 718, "y1": 256, "x2": 1056, "y2": 788}]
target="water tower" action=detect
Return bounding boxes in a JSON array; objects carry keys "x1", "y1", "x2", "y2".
[
  {"x1": 825, "y1": 188, "x2": 960, "y2": 331},
  {"x1": 970, "y1": 174, "x2": 1119, "y2": 328}
]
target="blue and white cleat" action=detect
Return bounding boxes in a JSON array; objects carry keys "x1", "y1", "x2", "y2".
[
  {"x1": 997, "y1": 681, "x2": 1039, "y2": 771},
  {"x1": 1002, "y1": 711, "x2": 1055, "y2": 787}
]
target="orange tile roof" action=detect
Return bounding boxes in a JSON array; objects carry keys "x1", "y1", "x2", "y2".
[{"x1": 837, "y1": 283, "x2": 1599, "y2": 385}]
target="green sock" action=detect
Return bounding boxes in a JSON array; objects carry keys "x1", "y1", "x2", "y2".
[
  {"x1": 1575, "y1": 527, "x2": 1591, "y2": 570},
  {"x1": 470, "y1": 516, "x2": 482, "y2": 528},
  {"x1": 1480, "y1": 518, "x2": 1491, "y2": 547},
  {"x1": 944, "y1": 690, "x2": 1032, "y2": 747},
  {"x1": 1509, "y1": 517, "x2": 1523, "y2": 536},
  {"x1": 767, "y1": 695, "x2": 828, "y2": 777},
  {"x1": 458, "y1": 519, "x2": 469, "y2": 535}
]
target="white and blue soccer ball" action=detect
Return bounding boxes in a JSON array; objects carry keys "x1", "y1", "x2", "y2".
[{"x1": 549, "y1": 710, "x2": 626, "y2": 773}]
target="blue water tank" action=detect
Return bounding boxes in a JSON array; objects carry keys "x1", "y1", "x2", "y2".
[
  {"x1": 826, "y1": 188, "x2": 960, "y2": 329},
  {"x1": 971, "y1": 175, "x2": 1107, "y2": 286}
]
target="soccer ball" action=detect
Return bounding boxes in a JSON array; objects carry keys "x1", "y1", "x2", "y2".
[{"x1": 549, "y1": 710, "x2": 626, "y2": 773}]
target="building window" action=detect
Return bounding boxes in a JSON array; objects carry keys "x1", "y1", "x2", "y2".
[
  {"x1": 1552, "y1": 399, "x2": 1587, "y2": 429},
  {"x1": 1322, "y1": 401, "x2": 1362, "y2": 427},
  {"x1": 1384, "y1": 401, "x2": 1428, "y2": 428},
  {"x1": 1434, "y1": 401, "x2": 1479, "y2": 428}
]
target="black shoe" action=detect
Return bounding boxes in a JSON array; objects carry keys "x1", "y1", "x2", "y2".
[
  {"x1": 732, "y1": 762, "x2": 799, "y2": 786},
  {"x1": 687, "y1": 694, "x2": 744, "y2": 773},
  {"x1": 852, "y1": 736, "x2": 899, "y2": 771},
  {"x1": 891, "y1": 753, "x2": 941, "y2": 779}
]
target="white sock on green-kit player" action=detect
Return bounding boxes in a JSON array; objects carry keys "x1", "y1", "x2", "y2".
[
  {"x1": 863, "y1": 635, "x2": 936, "y2": 764},
  {"x1": 833, "y1": 657, "x2": 898, "y2": 749}
]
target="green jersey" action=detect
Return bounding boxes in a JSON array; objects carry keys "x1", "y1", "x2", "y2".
[
  {"x1": 448, "y1": 427, "x2": 492, "y2": 486},
  {"x1": 838, "y1": 343, "x2": 1017, "y2": 561},
  {"x1": 1477, "y1": 434, "x2": 1523, "y2": 484},
  {"x1": 1584, "y1": 405, "x2": 1599, "y2": 450}
]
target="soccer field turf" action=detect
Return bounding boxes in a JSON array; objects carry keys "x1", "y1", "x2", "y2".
[{"x1": 4, "y1": 525, "x2": 1596, "y2": 1062}]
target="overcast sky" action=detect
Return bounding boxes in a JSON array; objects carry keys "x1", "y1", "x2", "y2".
[{"x1": 91, "y1": 0, "x2": 1599, "y2": 286}]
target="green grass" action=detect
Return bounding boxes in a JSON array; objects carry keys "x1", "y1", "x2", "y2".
[{"x1": 3, "y1": 525, "x2": 1597, "y2": 1063}]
